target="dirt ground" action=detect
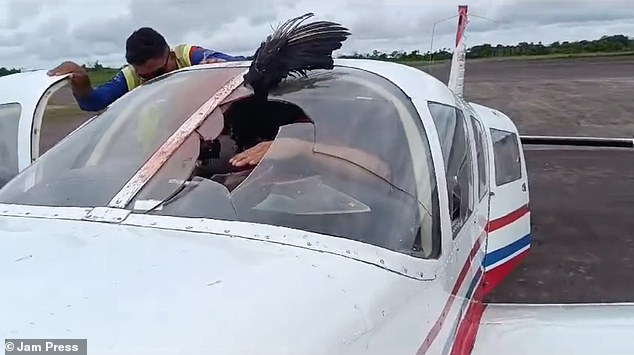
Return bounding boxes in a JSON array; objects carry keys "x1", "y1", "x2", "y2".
[
  {"x1": 39, "y1": 89, "x2": 95, "y2": 154},
  {"x1": 488, "y1": 148, "x2": 634, "y2": 303},
  {"x1": 420, "y1": 56, "x2": 634, "y2": 138},
  {"x1": 39, "y1": 57, "x2": 634, "y2": 303}
]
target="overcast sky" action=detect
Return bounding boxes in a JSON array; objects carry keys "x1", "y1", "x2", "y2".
[{"x1": 1, "y1": 0, "x2": 633, "y2": 70}]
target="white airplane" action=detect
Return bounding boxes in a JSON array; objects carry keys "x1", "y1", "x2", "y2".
[{"x1": 1, "y1": 7, "x2": 633, "y2": 355}]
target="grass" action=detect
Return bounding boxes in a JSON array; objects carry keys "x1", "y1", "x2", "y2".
[
  {"x1": 468, "y1": 51, "x2": 634, "y2": 62},
  {"x1": 394, "y1": 50, "x2": 634, "y2": 67},
  {"x1": 87, "y1": 69, "x2": 119, "y2": 86}
]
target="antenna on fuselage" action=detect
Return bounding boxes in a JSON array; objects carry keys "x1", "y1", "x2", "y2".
[{"x1": 448, "y1": 5, "x2": 468, "y2": 98}]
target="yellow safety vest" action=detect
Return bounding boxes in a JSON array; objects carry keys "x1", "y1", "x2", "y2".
[
  {"x1": 129, "y1": 44, "x2": 194, "y2": 155},
  {"x1": 121, "y1": 44, "x2": 194, "y2": 91}
]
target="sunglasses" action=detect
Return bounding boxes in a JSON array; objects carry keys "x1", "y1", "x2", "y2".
[{"x1": 139, "y1": 52, "x2": 170, "y2": 81}]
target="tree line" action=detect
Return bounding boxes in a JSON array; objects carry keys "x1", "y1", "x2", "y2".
[
  {"x1": 0, "y1": 67, "x2": 20, "y2": 76},
  {"x1": 339, "y1": 34, "x2": 634, "y2": 61},
  {"x1": 1, "y1": 34, "x2": 632, "y2": 77}
]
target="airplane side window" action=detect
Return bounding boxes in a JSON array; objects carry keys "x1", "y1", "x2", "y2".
[
  {"x1": 490, "y1": 128, "x2": 522, "y2": 186},
  {"x1": 455, "y1": 109, "x2": 475, "y2": 222},
  {"x1": 0, "y1": 103, "x2": 22, "y2": 187},
  {"x1": 470, "y1": 115, "x2": 489, "y2": 201},
  {"x1": 400, "y1": 98, "x2": 441, "y2": 260},
  {"x1": 428, "y1": 101, "x2": 474, "y2": 238}
]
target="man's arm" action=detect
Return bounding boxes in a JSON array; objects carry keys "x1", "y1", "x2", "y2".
[
  {"x1": 48, "y1": 61, "x2": 129, "y2": 112},
  {"x1": 189, "y1": 46, "x2": 249, "y2": 64},
  {"x1": 73, "y1": 71, "x2": 129, "y2": 112}
]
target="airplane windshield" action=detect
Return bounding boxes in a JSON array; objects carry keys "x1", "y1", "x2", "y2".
[
  {"x1": 0, "y1": 66, "x2": 439, "y2": 255},
  {"x1": 130, "y1": 67, "x2": 439, "y2": 253}
]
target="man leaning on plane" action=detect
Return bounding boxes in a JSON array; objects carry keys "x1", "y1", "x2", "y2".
[{"x1": 48, "y1": 27, "x2": 248, "y2": 112}]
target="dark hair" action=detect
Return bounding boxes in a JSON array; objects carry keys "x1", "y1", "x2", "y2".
[{"x1": 125, "y1": 27, "x2": 169, "y2": 66}]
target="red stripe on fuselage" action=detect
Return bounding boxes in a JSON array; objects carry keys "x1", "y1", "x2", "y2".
[
  {"x1": 481, "y1": 249, "x2": 530, "y2": 296},
  {"x1": 443, "y1": 207, "x2": 531, "y2": 354},
  {"x1": 448, "y1": 278, "x2": 487, "y2": 355},
  {"x1": 486, "y1": 204, "x2": 529, "y2": 233},
  {"x1": 416, "y1": 233, "x2": 484, "y2": 354}
]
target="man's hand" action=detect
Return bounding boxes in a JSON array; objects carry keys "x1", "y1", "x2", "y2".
[
  {"x1": 47, "y1": 61, "x2": 87, "y2": 79},
  {"x1": 199, "y1": 57, "x2": 227, "y2": 64},
  {"x1": 47, "y1": 61, "x2": 92, "y2": 96},
  {"x1": 229, "y1": 141, "x2": 273, "y2": 167}
]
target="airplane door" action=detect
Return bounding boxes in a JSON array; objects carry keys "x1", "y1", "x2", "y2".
[
  {"x1": 0, "y1": 71, "x2": 70, "y2": 187},
  {"x1": 480, "y1": 111, "x2": 530, "y2": 295}
]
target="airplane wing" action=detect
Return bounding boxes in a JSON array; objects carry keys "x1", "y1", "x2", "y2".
[{"x1": 472, "y1": 303, "x2": 634, "y2": 355}]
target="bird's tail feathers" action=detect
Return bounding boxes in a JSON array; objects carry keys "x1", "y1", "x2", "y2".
[{"x1": 243, "y1": 13, "x2": 351, "y2": 96}]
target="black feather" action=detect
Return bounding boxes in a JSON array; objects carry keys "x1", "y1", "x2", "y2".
[{"x1": 243, "y1": 13, "x2": 350, "y2": 100}]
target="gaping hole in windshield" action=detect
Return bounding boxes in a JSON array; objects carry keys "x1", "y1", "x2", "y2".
[{"x1": 130, "y1": 67, "x2": 436, "y2": 254}]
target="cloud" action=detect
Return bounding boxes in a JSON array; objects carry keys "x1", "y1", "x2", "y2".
[
  {"x1": 0, "y1": 0, "x2": 633, "y2": 70},
  {"x1": 1, "y1": 0, "x2": 49, "y2": 28}
]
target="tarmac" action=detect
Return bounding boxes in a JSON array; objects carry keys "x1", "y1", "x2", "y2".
[
  {"x1": 419, "y1": 56, "x2": 634, "y2": 303},
  {"x1": 487, "y1": 147, "x2": 634, "y2": 303}
]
